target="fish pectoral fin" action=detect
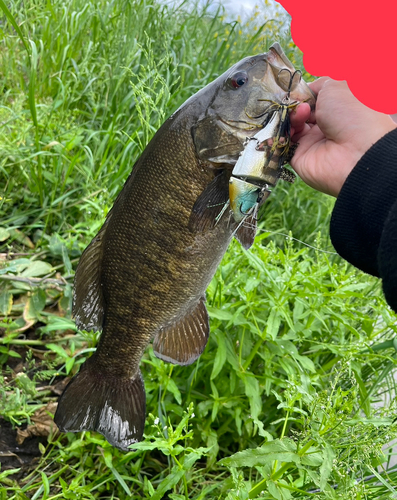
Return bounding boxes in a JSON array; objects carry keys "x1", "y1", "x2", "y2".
[
  {"x1": 153, "y1": 297, "x2": 209, "y2": 365},
  {"x1": 54, "y1": 362, "x2": 146, "y2": 451},
  {"x1": 73, "y1": 217, "x2": 111, "y2": 332},
  {"x1": 234, "y1": 213, "x2": 257, "y2": 250},
  {"x1": 188, "y1": 170, "x2": 230, "y2": 232}
]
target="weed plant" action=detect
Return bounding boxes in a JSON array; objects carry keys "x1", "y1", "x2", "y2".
[{"x1": 1, "y1": 0, "x2": 397, "y2": 498}]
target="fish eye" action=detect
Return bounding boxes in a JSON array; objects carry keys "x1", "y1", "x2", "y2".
[{"x1": 229, "y1": 71, "x2": 248, "y2": 89}]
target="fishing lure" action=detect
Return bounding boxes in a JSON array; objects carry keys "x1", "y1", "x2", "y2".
[{"x1": 228, "y1": 69, "x2": 302, "y2": 224}]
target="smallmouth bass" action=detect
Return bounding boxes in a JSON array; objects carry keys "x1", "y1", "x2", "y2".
[{"x1": 54, "y1": 43, "x2": 315, "y2": 450}]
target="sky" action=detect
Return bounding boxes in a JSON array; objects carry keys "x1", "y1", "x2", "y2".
[
  {"x1": 166, "y1": 0, "x2": 289, "y2": 22},
  {"x1": 209, "y1": 0, "x2": 287, "y2": 20}
]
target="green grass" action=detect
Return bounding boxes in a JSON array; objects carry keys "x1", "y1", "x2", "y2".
[{"x1": 1, "y1": 0, "x2": 397, "y2": 499}]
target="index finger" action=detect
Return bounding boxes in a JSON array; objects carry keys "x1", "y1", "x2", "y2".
[
  {"x1": 290, "y1": 102, "x2": 311, "y2": 134},
  {"x1": 308, "y1": 76, "x2": 332, "y2": 95}
]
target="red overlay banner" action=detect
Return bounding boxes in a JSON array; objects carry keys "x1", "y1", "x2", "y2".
[{"x1": 277, "y1": 0, "x2": 397, "y2": 114}]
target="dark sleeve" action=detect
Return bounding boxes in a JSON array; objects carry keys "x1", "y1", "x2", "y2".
[{"x1": 330, "y1": 128, "x2": 397, "y2": 311}]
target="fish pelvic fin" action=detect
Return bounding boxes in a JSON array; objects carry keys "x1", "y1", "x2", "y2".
[
  {"x1": 54, "y1": 362, "x2": 146, "y2": 451},
  {"x1": 234, "y1": 213, "x2": 258, "y2": 250},
  {"x1": 153, "y1": 297, "x2": 209, "y2": 365},
  {"x1": 73, "y1": 217, "x2": 111, "y2": 332}
]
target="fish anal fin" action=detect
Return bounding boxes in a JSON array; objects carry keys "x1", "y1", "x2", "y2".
[
  {"x1": 188, "y1": 170, "x2": 230, "y2": 232},
  {"x1": 234, "y1": 214, "x2": 257, "y2": 250},
  {"x1": 73, "y1": 218, "x2": 110, "y2": 332},
  {"x1": 153, "y1": 297, "x2": 209, "y2": 365},
  {"x1": 54, "y1": 362, "x2": 146, "y2": 451}
]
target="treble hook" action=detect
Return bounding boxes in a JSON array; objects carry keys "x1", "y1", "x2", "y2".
[{"x1": 277, "y1": 68, "x2": 302, "y2": 103}]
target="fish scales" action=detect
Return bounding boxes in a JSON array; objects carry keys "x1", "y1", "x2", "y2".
[
  {"x1": 55, "y1": 43, "x2": 315, "y2": 450},
  {"x1": 98, "y1": 121, "x2": 232, "y2": 369}
]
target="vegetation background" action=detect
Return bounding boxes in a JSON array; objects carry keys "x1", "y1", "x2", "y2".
[{"x1": 1, "y1": 0, "x2": 397, "y2": 498}]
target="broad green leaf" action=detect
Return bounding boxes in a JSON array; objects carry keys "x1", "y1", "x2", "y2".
[
  {"x1": 166, "y1": 378, "x2": 182, "y2": 404},
  {"x1": 31, "y1": 288, "x2": 46, "y2": 312},
  {"x1": 182, "y1": 451, "x2": 201, "y2": 469},
  {"x1": 0, "y1": 227, "x2": 10, "y2": 241},
  {"x1": 128, "y1": 441, "x2": 164, "y2": 452},
  {"x1": 211, "y1": 331, "x2": 226, "y2": 379},
  {"x1": 65, "y1": 357, "x2": 75, "y2": 375},
  {"x1": 244, "y1": 276, "x2": 259, "y2": 293},
  {"x1": 225, "y1": 335, "x2": 239, "y2": 370},
  {"x1": 320, "y1": 443, "x2": 335, "y2": 490},
  {"x1": 0, "y1": 258, "x2": 30, "y2": 275},
  {"x1": 151, "y1": 465, "x2": 185, "y2": 500},
  {"x1": 292, "y1": 299, "x2": 305, "y2": 322},
  {"x1": 266, "y1": 309, "x2": 281, "y2": 340},
  {"x1": 103, "y1": 449, "x2": 113, "y2": 468},
  {"x1": 7, "y1": 349, "x2": 21, "y2": 358},
  {"x1": 267, "y1": 480, "x2": 292, "y2": 500},
  {"x1": 66, "y1": 134, "x2": 85, "y2": 151},
  {"x1": 242, "y1": 374, "x2": 268, "y2": 437},
  {"x1": 0, "y1": 291, "x2": 13, "y2": 315},
  {"x1": 305, "y1": 469, "x2": 321, "y2": 488},
  {"x1": 23, "y1": 297, "x2": 40, "y2": 323},
  {"x1": 220, "y1": 439, "x2": 299, "y2": 467},
  {"x1": 144, "y1": 477, "x2": 155, "y2": 496},
  {"x1": 8, "y1": 228, "x2": 34, "y2": 248},
  {"x1": 39, "y1": 316, "x2": 77, "y2": 333},
  {"x1": 207, "y1": 306, "x2": 234, "y2": 321},
  {"x1": 295, "y1": 354, "x2": 316, "y2": 373},
  {"x1": 20, "y1": 260, "x2": 53, "y2": 277},
  {"x1": 300, "y1": 448, "x2": 323, "y2": 467},
  {"x1": 45, "y1": 343, "x2": 69, "y2": 360}
]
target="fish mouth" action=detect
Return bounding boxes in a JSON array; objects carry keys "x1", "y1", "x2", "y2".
[
  {"x1": 219, "y1": 117, "x2": 263, "y2": 132},
  {"x1": 219, "y1": 111, "x2": 276, "y2": 141}
]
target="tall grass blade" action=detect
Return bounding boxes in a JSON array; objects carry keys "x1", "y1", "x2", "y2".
[{"x1": 0, "y1": 0, "x2": 31, "y2": 54}]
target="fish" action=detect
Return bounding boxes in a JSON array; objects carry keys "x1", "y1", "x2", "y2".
[{"x1": 54, "y1": 43, "x2": 316, "y2": 451}]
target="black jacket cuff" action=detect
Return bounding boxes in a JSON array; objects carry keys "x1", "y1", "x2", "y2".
[{"x1": 330, "y1": 128, "x2": 397, "y2": 277}]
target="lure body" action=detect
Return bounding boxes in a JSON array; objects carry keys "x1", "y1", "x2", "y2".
[{"x1": 229, "y1": 98, "x2": 300, "y2": 224}]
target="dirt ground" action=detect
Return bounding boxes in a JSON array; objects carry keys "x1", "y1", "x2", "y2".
[{"x1": 0, "y1": 418, "x2": 45, "y2": 476}]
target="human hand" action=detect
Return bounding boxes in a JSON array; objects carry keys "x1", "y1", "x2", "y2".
[{"x1": 289, "y1": 78, "x2": 397, "y2": 197}]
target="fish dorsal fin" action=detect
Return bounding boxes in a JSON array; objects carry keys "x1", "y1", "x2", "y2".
[
  {"x1": 234, "y1": 213, "x2": 257, "y2": 250},
  {"x1": 73, "y1": 217, "x2": 111, "y2": 331},
  {"x1": 188, "y1": 170, "x2": 230, "y2": 232},
  {"x1": 153, "y1": 297, "x2": 210, "y2": 365}
]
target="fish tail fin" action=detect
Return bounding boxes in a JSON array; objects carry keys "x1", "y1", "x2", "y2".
[{"x1": 54, "y1": 362, "x2": 146, "y2": 451}]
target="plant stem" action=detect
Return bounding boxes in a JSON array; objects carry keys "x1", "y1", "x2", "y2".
[{"x1": 249, "y1": 440, "x2": 314, "y2": 498}]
